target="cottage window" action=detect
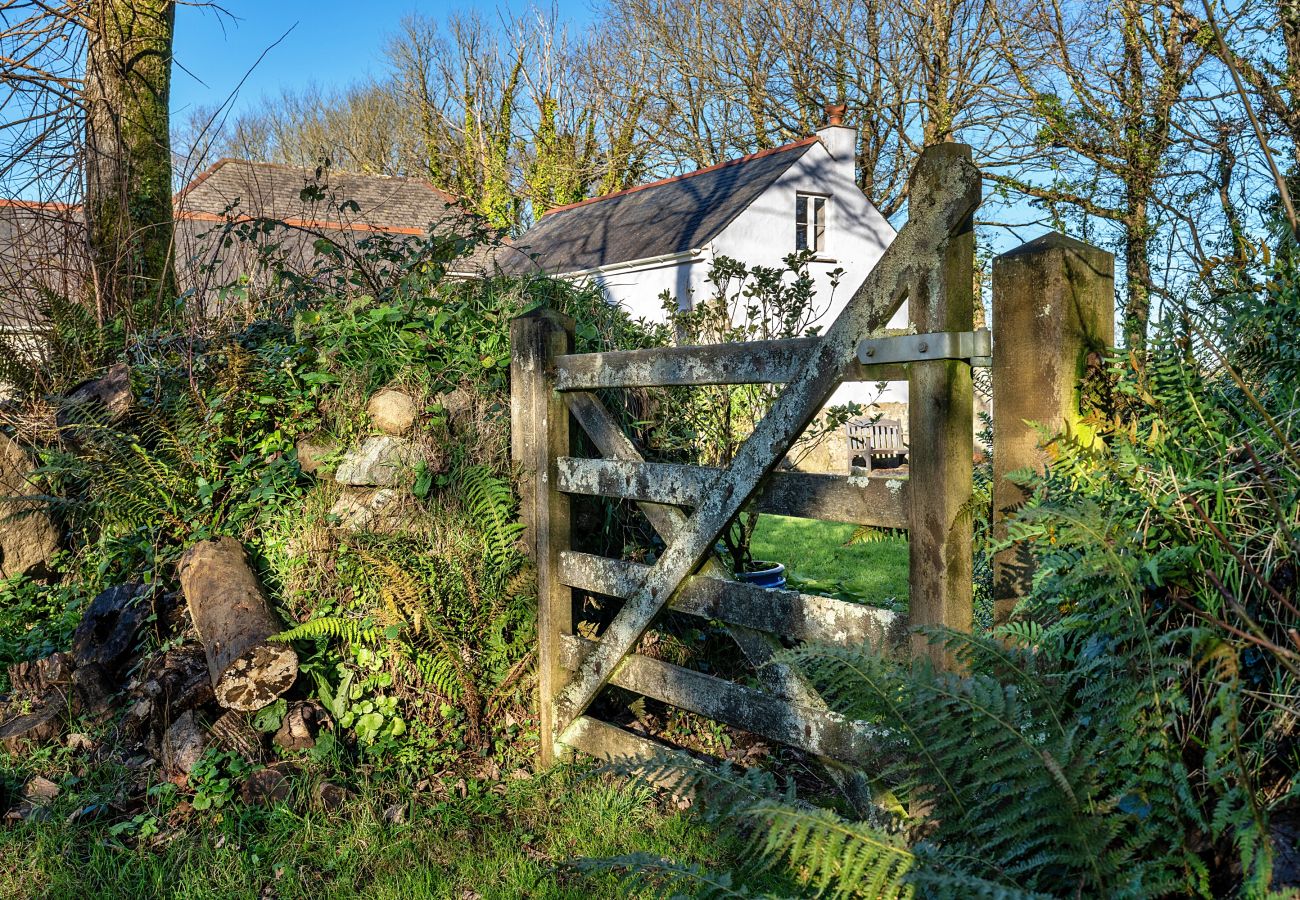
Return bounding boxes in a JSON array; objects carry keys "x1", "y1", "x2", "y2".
[{"x1": 795, "y1": 194, "x2": 827, "y2": 253}]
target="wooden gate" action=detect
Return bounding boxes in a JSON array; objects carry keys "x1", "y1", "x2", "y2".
[{"x1": 510, "y1": 143, "x2": 1103, "y2": 773}]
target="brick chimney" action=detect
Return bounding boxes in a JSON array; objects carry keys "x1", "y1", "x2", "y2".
[{"x1": 816, "y1": 102, "x2": 856, "y2": 175}]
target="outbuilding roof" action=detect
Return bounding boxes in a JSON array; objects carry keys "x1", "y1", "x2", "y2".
[
  {"x1": 506, "y1": 137, "x2": 819, "y2": 275},
  {"x1": 174, "y1": 159, "x2": 502, "y2": 275},
  {"x1": 0, "y1": 161, "x2": 504, "y2": 330},
  {"x1": 176, "y1": 159, "x2": 458, "y2": 235}
]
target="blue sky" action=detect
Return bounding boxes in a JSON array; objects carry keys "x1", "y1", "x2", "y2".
[{"x1": 171, "y1": 1, "x2": 592, "y2": 123}]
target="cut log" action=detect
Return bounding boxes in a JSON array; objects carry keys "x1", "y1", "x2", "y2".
[
  {"x1": 0, "y1": 684, "x2": 75, "y2": 754},
  {"x1": 209, "y1": 710, "x2": 265, "y2": 763},
  {"x1": 178, "y1": 537, "x2": 298, "y2": 711},
  {"x1": 136, "y1": 644, "x2": 213, "y2": 715},
  {"x1": 239, "y1": 766, "x2": 292, "y2": 806},
  {"x1": 162, "y1": 710, "x2": 206, "y2": 774},
  {"x1": 6, "y1": 652, "x2": 74, "y2": 698},
  {"x1": 273, "y1": 700, "x2": 325, "y2": 751}
]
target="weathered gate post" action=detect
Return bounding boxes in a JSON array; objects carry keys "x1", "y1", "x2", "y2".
[
  {"x1": 907, "y1": 144, "x2": 976, "y2": 668},
  {"x1": 991, "y1": 234, "x2": 1114, "y2": 626},
  {"x1": 510, "y1": 308, "x2": 575, "y2": 767}
]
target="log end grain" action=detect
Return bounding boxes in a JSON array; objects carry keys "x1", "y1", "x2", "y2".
[{"x1": 213, "y1": 642, "x2": 298, "y2": 712}]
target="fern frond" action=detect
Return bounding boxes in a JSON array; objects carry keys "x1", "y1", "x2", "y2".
[
  {"x1": 406, "y1": 646, "x2": 463, "y2": 701},
  {"x1": 740, "y1": 801, "x2": 914, "y2": 899},
  {"x1": 273, "y1": 615, "x2": 382, "y2": 646},
  {"x1": 354, "y1": 547, "x2": 426, "y2": 636},
  {"x1": 457, "y1": 464, "x2": 524, "y2": 572}
]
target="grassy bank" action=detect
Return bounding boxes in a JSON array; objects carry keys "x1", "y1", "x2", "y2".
[
  {"x1": 0, "y1": 764, "x2": 726, "y2": 899},
  {"x1": 750, "y1": 514, "x2": 908, "y2": 611}
]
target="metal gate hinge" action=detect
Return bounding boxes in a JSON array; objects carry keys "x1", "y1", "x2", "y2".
[{"x1": 856, "y1": 329, "x2": 991, "y2": 367}]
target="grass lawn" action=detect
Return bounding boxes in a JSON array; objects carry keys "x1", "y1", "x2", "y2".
[
  {"x1": 0, "y1": 763, "x2": 729, "y2": 899},
  {"x1": 750, "y1": 514, "x2": 909, "y2": 611}
]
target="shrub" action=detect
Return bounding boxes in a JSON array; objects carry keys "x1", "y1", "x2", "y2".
[{"x1": 0, "y1": 219, "x2": 663, "y2": 770}]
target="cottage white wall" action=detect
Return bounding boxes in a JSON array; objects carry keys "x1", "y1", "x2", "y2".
[
  {"x1": 587, "y1": 256, "x2": 704, "y2": 322},
  {"x1": 574, "y1": 130, "x2": 910, "y2": 410},
  {"x1": 707, "y1": 137, "x2": 906, "y2": 404}
]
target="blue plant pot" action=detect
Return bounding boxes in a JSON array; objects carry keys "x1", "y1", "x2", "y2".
[{"x1": 737, "y1": 562, "x2": 786, "y2": 590}]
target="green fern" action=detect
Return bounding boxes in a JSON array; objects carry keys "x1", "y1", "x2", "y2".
[
  {"x1": 740, "y1": 802, "x2": 914, "y2": 899},
  {"x1": 273, "y1": 615, "x2": 382, "y2": 646},
  {"x1": 457, "y1": 464, "x2": 524, "y2": 576}
]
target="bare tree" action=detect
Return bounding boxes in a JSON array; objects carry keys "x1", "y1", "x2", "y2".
[
  {"x1": 599, "y1": 0, "x2": 1020, "y2": 216},
  {"x1": 1183, "y1": 0, "x2": 1300, "y2": 174},
  {"x1": 201, "y1": 9, "x2": 653, "y2": 231},
  {"x1": 988, "y1": 0, "x2": 1209, "y2": 351},
  {"x1": 0, "y1": 1, "x2": 86, "y2": 201}
]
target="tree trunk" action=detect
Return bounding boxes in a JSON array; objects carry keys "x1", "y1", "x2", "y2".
[
  {"x1": 1123, "y1": 195, "x2": 1152, "y2": 354},
  {"x1": 178, "y1": 537, "x2": 298, "y2": 711},
  {"x1": 82, "y1": 0, "x2": 177, "y2": 327},
  {"x1": 1283, "y1": 0, "x2": 1300, "y2": 173}
]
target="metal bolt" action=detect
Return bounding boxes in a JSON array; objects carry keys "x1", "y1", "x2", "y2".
[
  {"x1": 864, "y1": 345, "x2": 876, "y2": 358},
  {"x1": 917, "y1": 340, "x2": 929, "y2": 353}
]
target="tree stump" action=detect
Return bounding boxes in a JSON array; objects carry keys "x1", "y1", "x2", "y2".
[
  {"x1": 55, "y1": 363, "x2": 135, "y2": 431},
  {"x1": 178, "y1": 537, "x2": 297, "y2": 711}
]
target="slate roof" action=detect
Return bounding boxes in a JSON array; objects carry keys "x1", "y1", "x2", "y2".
[
  {"x1": 505, "y1": 137, "x2": 818, "y2": 275},
  {"x1": 179, "y1": 160, "x2": 448, "y2": 233},
  {"x1": 0, "y1": 201, "x2": 86, "y2": 329},
  {"x1": 0, "y1": 162, "x2": 506, "y2": 331},
  {"x1": 175, "y1": 159, "x2": 501, "y2": 275}
]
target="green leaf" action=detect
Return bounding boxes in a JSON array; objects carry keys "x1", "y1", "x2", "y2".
[{"x1": 252, "y1": 699, "x2": 288, "y2": 733}]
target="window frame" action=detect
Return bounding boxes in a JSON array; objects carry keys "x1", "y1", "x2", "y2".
[{"x1": 794, "y1": 192, "x2": 829, "y2": 254}]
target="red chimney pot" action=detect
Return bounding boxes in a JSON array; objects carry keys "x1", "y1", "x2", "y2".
[{"x1": 825, "y1": 102, "x2": 847, "y2": 127}]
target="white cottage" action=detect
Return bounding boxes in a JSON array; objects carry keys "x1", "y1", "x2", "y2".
[{"x1": 504, "y1": 110, "x2": 905, "y2": 407}]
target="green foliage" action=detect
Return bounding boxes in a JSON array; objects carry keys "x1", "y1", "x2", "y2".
[
  {"x1": 0, "y1": 286, "x2": 117, "y2": 395},
  {"x1": 0, "y1": 567, "x2": 88, "y2": 691},
  {"x1": 528, "y1": 94, "x2": 595, "y2": 211},
  {"x1": 993, "y1": 262, "x2": 1300, "y2": 894},
  {"x1": 188, "y1": 750, "x2": 251, "y2": 812},
  {"x1": 275, "y1": 466, "x2": 533, "y2": 757},
  {"x1": 477, "y1": 50, "x2": 524, "y2": 231},
  {"x1": 0, "y1": 762, "x2": 727, "y2": 899},
  {"x1": 4, "y1": 199, "x2": 659, "y2": 768},
  {"x1": 580, "y1": 757, "x2": 914, "y2": 899},
  {"x1": 32, "y1": 348, "x2": 307, "y2": 588}
]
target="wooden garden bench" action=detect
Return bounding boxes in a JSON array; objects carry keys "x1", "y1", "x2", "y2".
[{"x1": 845, "y1": 416, "x2": 907, "y2": 471}]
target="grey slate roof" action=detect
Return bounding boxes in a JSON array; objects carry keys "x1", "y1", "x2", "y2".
[
  {"x1": 178, "y1": 160, "x2": 453, "y2": 232},
  {"x1": 175, "y1": 159, "x2": 502, "y2": 275},
  {"x1": 505, "y1": 138, "x2": 817, "y2": 275},
  {"x1": 0, "y1": 162, "x2": 507, "y2": 332}
]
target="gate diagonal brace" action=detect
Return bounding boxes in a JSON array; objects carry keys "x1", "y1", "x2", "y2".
[
  {"x1": 563, "y1": 391, "x2": 888, "y2": 807},
  {"x1": 550, "y1": 144, "x2": 983, "y2": 751},
  {"x1": 856, "y1": 329, "x2": 991, "y2": 368}
]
